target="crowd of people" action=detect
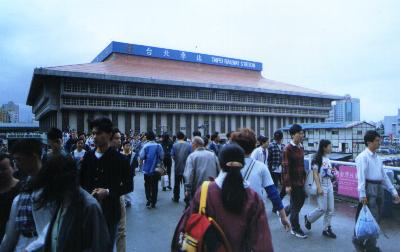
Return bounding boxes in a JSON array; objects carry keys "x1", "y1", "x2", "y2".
[{"x1": 0, "y1": 117, "x2": 399, "y2": 252}]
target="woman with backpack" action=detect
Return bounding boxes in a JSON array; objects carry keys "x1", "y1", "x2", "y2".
[
  {"x1": 171, "y1": 144, "x2": 274, "y2": 252},
  {"x1": 304, "y1": 139, "x2": 337, "y2": 238}
]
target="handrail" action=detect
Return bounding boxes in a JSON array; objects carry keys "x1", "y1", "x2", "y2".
[{"x1": 305, "y1": 158, "x2": 400, "y2": 172}]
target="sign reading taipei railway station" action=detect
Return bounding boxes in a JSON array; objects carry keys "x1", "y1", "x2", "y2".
[{"x1": 92, "y1": 41, "x2": 263, "y2": 71}]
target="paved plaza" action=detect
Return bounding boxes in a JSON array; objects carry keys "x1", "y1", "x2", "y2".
[{"x1": 126, "y1": 172, "x2": 400, "y2": 252}]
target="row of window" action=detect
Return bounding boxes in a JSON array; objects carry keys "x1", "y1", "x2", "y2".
[
  {"x1": 63, "y1": 80, "x2": 330, "y2": 107},
  {"x1": 62, "y1": 97, "x2": 327, "y2": 115}
]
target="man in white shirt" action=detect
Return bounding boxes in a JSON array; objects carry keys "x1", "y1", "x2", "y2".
[
  {"x1": 353, "y1": 130, "x2": 400, "y2": 252},
  {"x1": 250, "y1": 136, "x2": 269, "y2": 166}
]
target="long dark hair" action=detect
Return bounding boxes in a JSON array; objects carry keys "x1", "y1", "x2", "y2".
[
  {"x1": 32, "y1": 155, "x2": 79, "y2": 209},
  {"x1": 312, "y1": 140, "x2": 331, "y2": 170},
  {"x1": 219, "y1": 144, "x2": 247, "y2": 214}
]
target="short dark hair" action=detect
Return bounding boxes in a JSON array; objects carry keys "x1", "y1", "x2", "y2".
[
  {"x1": 289, "y1": 124, "x2": 303, "y2": 136},
  {"x1": 274, "y1": 130, "x2": 283, "y2": 141},
  {"x1": 230, "y1": 128, "x2": 256, "y2": 155},
  {"x1": 11, "y1": 139, "x2": 43, "y2": 157},
  {"x1": 176, "y1": 131, "x2": 185, "y2": 140},
  {"x1": 192, "y1": 131, "x2": 201, "y2": 137},
  {"x1": 89, "y1": 117, "x2": 113, "y2": 134},
  {"x1": 122, "y1": 140, "x2": 130, "y2": 146},
  {"x1": 211, "y1": 132, "x2": 219, "y2": 141},
  {"x1": 226, "y1": 131, "x2": 233, "y2": 139},
  {"x1": 111, "y1": 128, "x2": 121, "y2": 139},
  {"x1": 259, "y1": 136, "x2": 269, "y2": 144},
  {"x1": 145, "y1": 131, "x2": 156, "y2": 141},
  {"x1": 47, "y1": 127, "x2": 62, "y2": 141},
  {"x1": 364, "y1": 130, "x2": 380, "y2": 146}
]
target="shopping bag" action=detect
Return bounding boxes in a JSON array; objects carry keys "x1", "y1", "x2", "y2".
[
  {"x1": 355, "y1": 205, "x2": 380, "y2": 240},
  {"x1": 161, "y1": 174, "x2": 169, "y2": 188}
]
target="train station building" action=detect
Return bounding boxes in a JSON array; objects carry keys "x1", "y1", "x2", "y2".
[{"x1": 27, "y1": 41, "x2": 342, "y2": 137}]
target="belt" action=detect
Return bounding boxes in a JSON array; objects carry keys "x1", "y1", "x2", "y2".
[
  {"x1": 21, "y1": 230, "x2": 38, "y2": 238},
  {"x1": 366, "y1": 179, "x2": 382, "y2": 185}
]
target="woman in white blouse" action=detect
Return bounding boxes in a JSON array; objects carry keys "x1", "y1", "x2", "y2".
[{"x1": 304, "y1": 139, "x2": 337, "y2": 238}]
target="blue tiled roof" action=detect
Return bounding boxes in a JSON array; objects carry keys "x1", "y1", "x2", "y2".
[
  {"x1": 281, "y1": 121, "x2": 375, "y2": 131},
  {"x1": 0, "y1": 122, "x2": 39, "y2": 128}
]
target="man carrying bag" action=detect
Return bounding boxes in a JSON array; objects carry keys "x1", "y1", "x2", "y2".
[{"x1": 353, "y1": 130, "x2": 400, "y2": 252}]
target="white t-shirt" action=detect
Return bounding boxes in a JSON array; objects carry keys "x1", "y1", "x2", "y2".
[
  {"x1": 241, "y1": 157, "x2": 274, "y2": 199},
  {"x1": 312, "y1": 156, "x2": 334, "y2": 181},
  {"x1": 250, "y1": 146, "x2": 268, "y2": 166},
  {"x1": 95, "y1": 151, "x2": 104, "y2": 159},
  {"x1": 73, "y1": 149, "x2": 86, "y2": 161}
]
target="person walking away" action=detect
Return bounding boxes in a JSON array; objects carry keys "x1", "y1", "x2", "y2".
[
  {"x1": 171, "y1": 132, "x2": 192, "y2": 203},
  {"x1": 80, "y1": 118, "x2": 133, "y2": 246},
  {"x1": 268, "y1": 130, "x2": 285, "y2": 194},
  {"x1": 71, "y1": 137, "x2": 86, "y2": 169},
  {"x1": 172, "y1": 144, "x2": 274, "y2": 251},
  {"x1": 304, "y1": 140, "x2": 337, "y2": 238},
  {"x1": 161, "y1": 133, "x2": 173, "y2": 191},
  {"x1": 139, "y1": 131, "x2": 164, "y2": 209},
  {"x1": 0, "y1": 154, "x2": 21, "y2": 242},
  {"x1": 282, "y1": 124, "x2": 308, "y2": 239},
  {"x1": 32, "y1": 155, "x2": 112, "y2": 251},
  {"x1": 208, "y1": 132, "x2": 220, "y2": 156},
  {"x1": 251, "y1": 136, "x2": 269, "y2": 166},
  {"x1": 352, "y1": 130, "x2": 400, "y2": 252},
  {"x1": 1, "y1": 139, "x2": 55, "y2": 252},
  {"x1": 183, "y1": 136, "x2": 219, "y2": 206},
  {"x1": 231, "y1": 129, "x2": 291, "y2": 232}
]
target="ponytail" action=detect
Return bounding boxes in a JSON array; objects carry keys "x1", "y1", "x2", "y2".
[
  {"x1": 222, "y1": 167, "x2": 247, "y2": 214},
  {"x1": 219, "y1": 144, "x2": 247, "y2": 214}
]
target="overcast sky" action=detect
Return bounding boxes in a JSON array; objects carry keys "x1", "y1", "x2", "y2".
[{"x1": 1, "y1": 0, "x2": 399, "y2": 122}]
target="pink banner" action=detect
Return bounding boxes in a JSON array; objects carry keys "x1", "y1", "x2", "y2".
[{"x1": 338, "y1": 165, "x2": 358, "y2": 198}]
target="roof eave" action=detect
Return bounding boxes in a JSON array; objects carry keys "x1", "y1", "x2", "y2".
[{"x1": 33, "y1": 68, "x2": 342, "y2": 100}]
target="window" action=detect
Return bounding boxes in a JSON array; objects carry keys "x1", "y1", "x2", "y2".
[
  {"x1": 216, "y1": 92, "x2": 228, "y2": 101},
  {"x1": 199, "y1": 91, "x2": 213, "y2": 100},
  {"x1": 308, "y1": 143, "x2": 314, "y2": 147},
  {"x1": 332, "y1": 130, "x2": 339, "y2": 135},
  {"x1": 357, "y1": 130, "x2": 363, "y2": 135}
]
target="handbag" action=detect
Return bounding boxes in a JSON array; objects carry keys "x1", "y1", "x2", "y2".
[{"x1": 304, "y1": 167, "x2": 317, "y2": 196}]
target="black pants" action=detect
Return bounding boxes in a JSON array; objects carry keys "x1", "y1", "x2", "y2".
[
  {"x1": 288, "y1": 186, "x2": 306, "y2": 230},
  {"x1": 173, "y1": 174, "x2": 184, "y2": 200},
  {"x1": 144, "y1": 174, "x2": 159, "y2": 206},
  {"x1": 163, "y1": 157, "x2": 172, "y2": 187},
  {"x1": 271, "y1": 172, "x2": 281, "y2": 188}
]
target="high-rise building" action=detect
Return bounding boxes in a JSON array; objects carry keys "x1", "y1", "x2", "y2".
[
  {"x1": 1, "y1": 101, "x2": 19, "y2": 123},
  {"x1": 328, "y1": 95, "x2": 360, "y2": 122},
  {"x1": 384, "y1": 109, "x2": 400, "y2": 139}
]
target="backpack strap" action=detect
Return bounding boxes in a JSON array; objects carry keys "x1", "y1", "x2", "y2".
[{"x1": 199, "y1": 181, "x2": 210, "y2": 215}]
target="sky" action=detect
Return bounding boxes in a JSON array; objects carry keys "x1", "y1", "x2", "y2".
[{"x1": 0, "y1": 0, "x2": 399, "y2": 122}]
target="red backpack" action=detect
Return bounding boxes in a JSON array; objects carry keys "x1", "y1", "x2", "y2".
[{"x1": 179, "y1": 181, "x2": 232, "y2": 252}]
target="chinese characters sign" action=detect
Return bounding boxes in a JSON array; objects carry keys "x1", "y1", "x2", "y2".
[
  {"x1": 92, "y1": 41, "x2": 263, "y2": 71},
  {"x1": 338, "y1": 165, "x2": 358, "y2": 198}
]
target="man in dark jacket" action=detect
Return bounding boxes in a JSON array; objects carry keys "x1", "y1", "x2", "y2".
[{"x1": 80, "y1": 117, "x2": 133, "y2": 245}]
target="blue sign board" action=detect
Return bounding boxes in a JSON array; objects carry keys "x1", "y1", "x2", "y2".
[{"x1": 92, "y1": 41, "x2": 262, "y2": 71}]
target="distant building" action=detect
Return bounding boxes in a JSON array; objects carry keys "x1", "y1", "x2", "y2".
[
  {"x1": 0, "y1": 109, "x2": 10, "y2": 123},
  {"x1": 384, "y1": 109, "x2": 400, "y2": 139},
  {"x1": 327, "y1": 95, "x2": 360, "y2": 122},
  {"x1": 281, "y1": 121, "x2": 375, "y2": 159},
  {"x1": 1, "y1": 101, "x2": 19, "y2": 123}
]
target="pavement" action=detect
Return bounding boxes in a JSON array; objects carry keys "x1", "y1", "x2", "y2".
[{"x1": 125, "y1": 172, "x2": 400, "y2": 252}]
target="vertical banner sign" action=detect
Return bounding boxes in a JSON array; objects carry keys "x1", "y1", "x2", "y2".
[{"x1": 338, "y1": 165, "x2": 358, "y2": 198}]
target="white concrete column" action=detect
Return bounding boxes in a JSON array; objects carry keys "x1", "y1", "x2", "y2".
[
  {"x1": 215, "y1": 115, "x2": 221, "y2": 132},
  {"x1": 69, "y1": 111, "x2": 77, "y2": 132},
  {"x1": 118, "y1": 112, "x2": 125, "y2": 133},
  {"x1": 140, "y1": 113, "x2": 147, "y2": 133}
]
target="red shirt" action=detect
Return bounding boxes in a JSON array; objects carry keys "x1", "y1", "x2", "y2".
[
  {"x1": 282, "y1": 143, "x2": 306, "y2": 187},
  {"x1": 172, "y1": 182, "x2": 274, "y2": 252}
]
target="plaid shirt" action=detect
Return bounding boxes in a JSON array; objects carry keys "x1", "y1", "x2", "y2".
[
  {"x1": 15, "y1": 191, "x2": 36, "y2": 233},
  {"x1": 282, "y1": 142, "x2": 306, "y2": 187},
  {"x1": 267, "y1": 141, "x2": 285, "y2": 171}
]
